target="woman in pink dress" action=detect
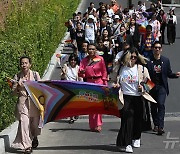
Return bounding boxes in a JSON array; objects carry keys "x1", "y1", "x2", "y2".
[{"x1": 78, "y1": 43, "x2": 108, "y2": 132}]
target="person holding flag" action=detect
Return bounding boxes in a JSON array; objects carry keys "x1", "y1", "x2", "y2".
[
  {"x1": 11, "y1": 56, "x2": 41, "y2": 153},
  {"x1": 78, "y1": 43, "x2": 108, "y2": 132}
]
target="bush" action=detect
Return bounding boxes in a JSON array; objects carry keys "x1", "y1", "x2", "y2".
[{"x1": 0, "y1": 0, "x2": 80, "y2": 131}]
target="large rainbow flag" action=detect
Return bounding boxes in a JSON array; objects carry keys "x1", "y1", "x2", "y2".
[{"x1": 24, "y1": 80, "x2": 120, "y2": 126}]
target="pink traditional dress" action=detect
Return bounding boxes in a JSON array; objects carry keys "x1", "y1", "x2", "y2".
[{"x1": 78, "y1": 55, "x2": 107, "y2": 130}]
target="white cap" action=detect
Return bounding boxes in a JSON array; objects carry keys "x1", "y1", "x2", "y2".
[
  {"x1": 88, "y1": 15, "x2": 95, "y2": 20},
  {"x1": 111, "y1": 0, "x2": 116, "y2": 3},
  {"x1": 114, "y1": 15, "x2": 120, "y2": 19}
]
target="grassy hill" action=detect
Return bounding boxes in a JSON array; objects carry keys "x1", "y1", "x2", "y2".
[{"x1": 0, "y1": 0, "x2": 80, "y2": 131}]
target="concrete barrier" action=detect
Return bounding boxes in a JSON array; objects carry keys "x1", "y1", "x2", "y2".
[{"x1": 0, "y1": 121, "x2": 18, "y2": 154}]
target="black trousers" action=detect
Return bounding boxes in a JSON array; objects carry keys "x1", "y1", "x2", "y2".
[
  {"x1": 160, "y1": 23, "x2": 166, "y2": 44},
  {"x1": 116, "y1": 95, "x2": 143, "y2": 147},
  {"x1": 167, "y1": 24, "x2": 176, "y2": 44}
]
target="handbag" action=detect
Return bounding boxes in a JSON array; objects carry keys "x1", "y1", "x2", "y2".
[
  {"x1": 141, "y1": 96, "x2": 152, "y2": 131},
  {"x1": 138, "y1": 65, "x2": 153, "y2": 131}
]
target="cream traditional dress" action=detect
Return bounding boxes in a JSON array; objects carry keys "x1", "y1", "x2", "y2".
[{"x1": 11, "y1": 70, "x2": 41, "y2": 150}]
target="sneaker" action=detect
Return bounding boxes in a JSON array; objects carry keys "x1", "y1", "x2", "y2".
[
  {"x1": 132, "y1": 139, "x2": 140, "y2": 148},
  {"x1": 125, "y1": 145, "x2": 133, "y2": 153}
]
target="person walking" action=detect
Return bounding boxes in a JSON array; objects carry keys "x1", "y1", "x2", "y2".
[
  {"x1": 114, "y1": 47, "x2": 156, "y2": 153},
  {"x1": 167, "y1": 8, "x2": 177, "y2": 45},
  {"x1": 157, "y1": 9, "x2": 166, "y2": 44},
  {"x1": 141, "y1": 25, "x2": 155, "y2": 60},
  {"x1": 126, "y1": 17, "x2": 140, "y2": 50},
  {"x1": 146, "y1": 41, "x2": 180, "y2": 135},
  {"x1": 84, "y1": 15, "x2": 97, "y2": 44},
  {"x1": 11, "y1": 56, "x2": 41, "y2": 153},
  {"x1": 61, "y1": 54, "x2": 83, "y2": 124},
  {"x1": 78, "y1": 43, "x2": 108, "y2": 132}
]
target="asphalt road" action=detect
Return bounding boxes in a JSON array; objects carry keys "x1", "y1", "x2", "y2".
[{"x1": 161, "y1": 6, "x2": 180, "y2": 113}]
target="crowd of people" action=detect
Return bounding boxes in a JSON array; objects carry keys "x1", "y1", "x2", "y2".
[
  {"x1": 64, "y1": 0, "x2": 180, "y2": 153},
  {"x1": 10, "y1": 0, "x2": 180, "y2": 153},
  {"x1": 66, "y1": 0, "x2": 177, "y2": 62}
]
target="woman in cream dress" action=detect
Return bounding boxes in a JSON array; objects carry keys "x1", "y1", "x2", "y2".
[{"x1": 11, "y1": 56, "x2": 41, "y2": 153}]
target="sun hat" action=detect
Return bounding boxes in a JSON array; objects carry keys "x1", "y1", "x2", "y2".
[{"x1": 88, "y1": 14, "x2": 95, "y2": 20}]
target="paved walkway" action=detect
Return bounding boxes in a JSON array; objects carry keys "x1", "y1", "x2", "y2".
[{"x1": 6, "y1": 116, "x2": 180, "y2": 154}]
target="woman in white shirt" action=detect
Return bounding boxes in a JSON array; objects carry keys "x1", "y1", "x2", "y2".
[
  {"x1": 167, "y1": 9, "x2": 177, "y2": 44},
  {"x1": 114, "y1": 47, "x2": 156, "y2": 153},
  {"x1": 61, "y1": 54, "x2": 82, "y2": 123}
]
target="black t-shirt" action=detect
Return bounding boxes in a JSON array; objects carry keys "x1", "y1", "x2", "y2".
[
  {"x1": 153, "y1": 58, "x2": 163, "y2": 85},
  {"x1": 75, "y1": 29, "x2": 85, "y2": 50}
]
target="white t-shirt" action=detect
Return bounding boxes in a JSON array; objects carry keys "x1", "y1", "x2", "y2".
[
  {"x1": 84, "y1": 22, "x2": 97, "y2": 41},
  {"x1": 66, "y1": 65, "x2": 79, "y2": 81},
  {"x1": 107, "y1": 9, "x2": 114, "y2": 18},
  {"x1": 119, "y1": 64, "x2": 140, "y2": 96},
  {"x1": 138, "y1": 5, "x2": 146, "y2": 12},
  {"x1": 115, "y1": 51, "x2": 123, "y2": 62}
]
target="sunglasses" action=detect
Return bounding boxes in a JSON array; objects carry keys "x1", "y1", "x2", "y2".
[
  {"x1": 154, "y1": 46, "x2": 161, "y2": 49},
  {"x1": 131, "y1": 56, "x2": 137, "y2": 59}
]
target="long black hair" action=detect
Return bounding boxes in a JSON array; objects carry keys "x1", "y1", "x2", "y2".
[{"x1": 68, "y1": 53, "x2": 78, "y2": 64}]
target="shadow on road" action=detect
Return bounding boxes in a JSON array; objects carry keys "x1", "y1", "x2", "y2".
[
  {"x1": 34, "y1": 144, "x2": 120, "y2": 152},
  {"x1": 108, "y1": 129, "x2": 119, "y2": 132},
  {"x1": 49, "y1": 128, "x2": 91, "y2": 132}
]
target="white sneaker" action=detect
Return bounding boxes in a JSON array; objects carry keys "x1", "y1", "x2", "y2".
[
  {"x1": 132, "y1": 139, "x2": 140, "y2": 148},
  {"x1": 125, "y1": 145, "x2": 133, "y2": 153}
]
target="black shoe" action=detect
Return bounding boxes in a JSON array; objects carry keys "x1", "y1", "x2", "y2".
[
  {"x1": 153, "y1": 126, "x2": 158, "y2": 132},
  {"x1": 157, "y1": 128, "x2": 165, "y2": 135},
  {"x1": 32, "y1": 137, "x2": 39, "y2": 149},
  {"x1": 68, "y1": 119, "x2": 74, "y2": 124}
]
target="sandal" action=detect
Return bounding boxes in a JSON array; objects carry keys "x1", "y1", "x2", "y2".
[
  {"x1": 24, "y1": 147, "x2": 32, "y2": 154},
  {"x1": 32, "y1": 137, "x2": 39, "y2": 148},
  {"x1": 90, "y1": 126, "x2": 102, "y2": 133},
  {"x1": 95, "y1": 126, "x2": 102, "y2": 132}
]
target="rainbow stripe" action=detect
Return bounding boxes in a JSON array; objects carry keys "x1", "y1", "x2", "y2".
[{"x1": 24, "y1": 80, "x2": 120, "y2": 126}]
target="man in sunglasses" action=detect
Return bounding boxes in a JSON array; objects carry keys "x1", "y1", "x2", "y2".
[{"x1": 146, "y1": 41, "x2": 180, "y2": 135}]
